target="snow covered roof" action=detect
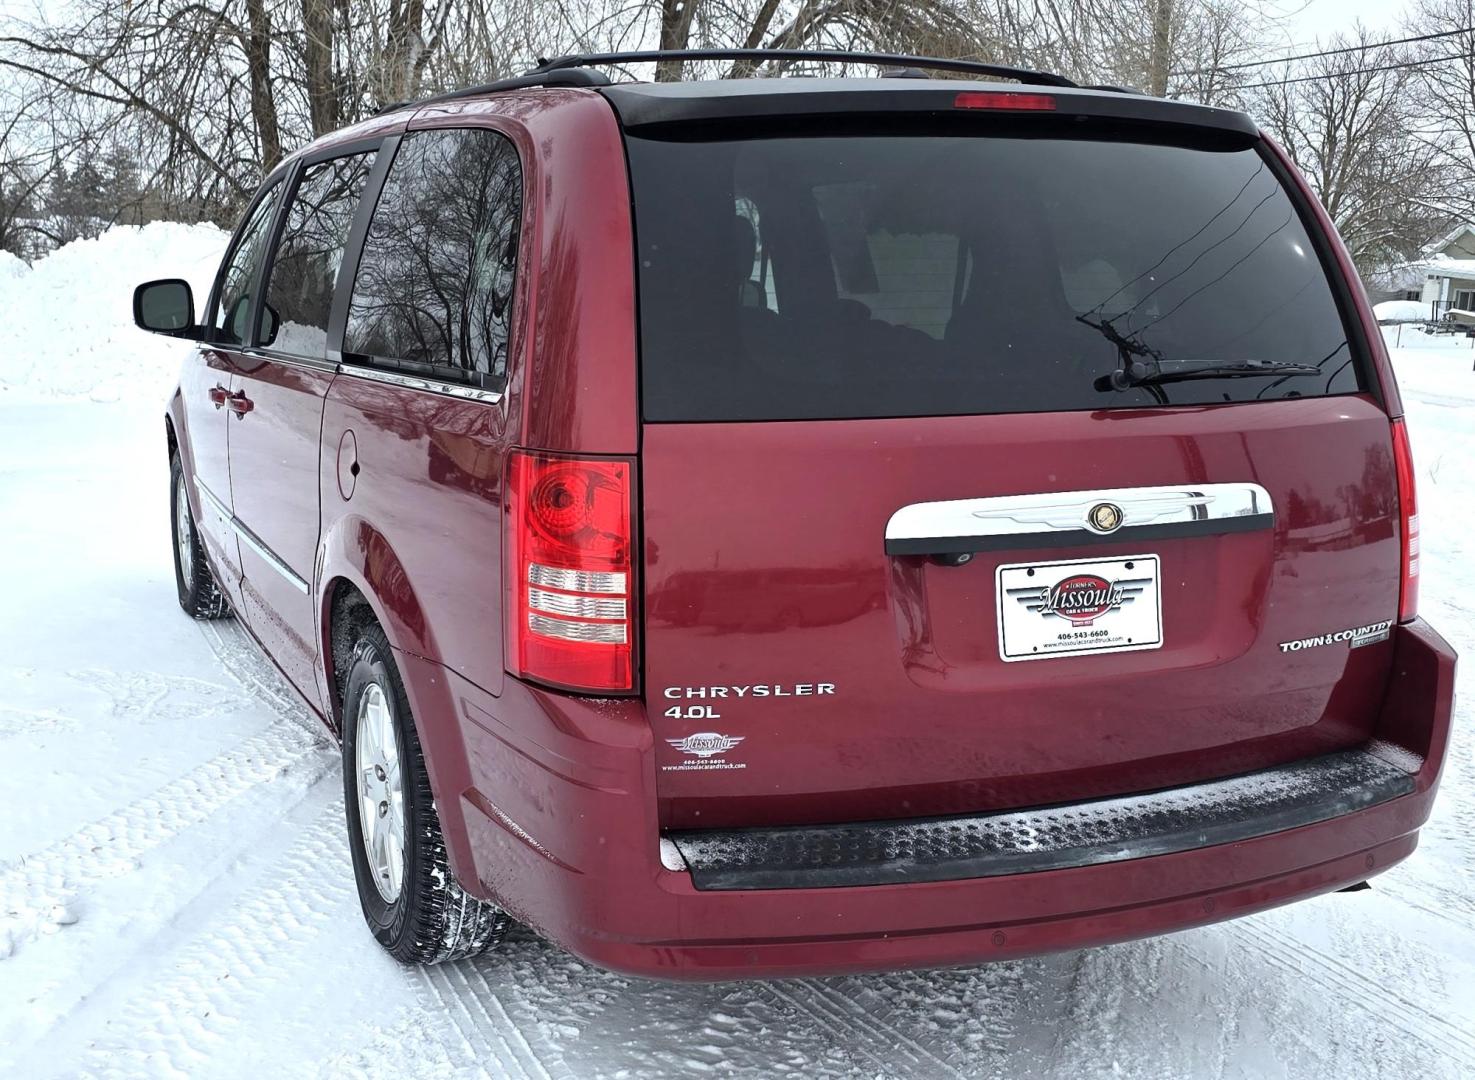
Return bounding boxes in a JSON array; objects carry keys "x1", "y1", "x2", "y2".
[
  {"x1": 1421, "y1": 222, "x2": 1475, "y2": 256},
  {"x1": 1421, "y1": 254, "x2": 1475, "y2": 278}
]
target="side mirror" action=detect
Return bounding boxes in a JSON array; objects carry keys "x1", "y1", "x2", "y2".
[{"x1": 133, "y1": 279, "x2": 197, "y2": 337}]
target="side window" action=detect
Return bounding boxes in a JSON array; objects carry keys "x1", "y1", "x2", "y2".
[
  {"x1": 213, "y1": 181, "x2": 281, "y2": 345},
  {"x1": 344, "y1": 128, "x2": 522, "y2": 388},
  {"x1": 734, "y1": 196, "x2": 777, "y2": 312},
  {"x1": 813, "y1": 181, "x2": 964, "y2": 341},
  {"x1": 261, "y1": 151, "x2": 376, "y2": 358}
]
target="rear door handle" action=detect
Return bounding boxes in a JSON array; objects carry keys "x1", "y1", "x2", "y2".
[
  {"x1": 208, "y1": 385, "x2": 229, "y2": 409},
  {"x1": 227, "y1": 390, "x2": 254, "y2": 416},
  {"x1": 885, "y1": 483, "x2": 1276, "y2": 556}
]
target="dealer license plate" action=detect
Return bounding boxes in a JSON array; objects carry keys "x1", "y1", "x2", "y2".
[{"x1": 996, "y1": 554, "x2": 1163, "y2": 662}]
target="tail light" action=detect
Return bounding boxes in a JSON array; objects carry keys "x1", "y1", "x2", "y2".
[
  {"x1": 506, "y1": 451, "x2": 636, "y2": 692},
  {"x1": 1391, "y1": 418, "x2": 1419, "y2": 623}
]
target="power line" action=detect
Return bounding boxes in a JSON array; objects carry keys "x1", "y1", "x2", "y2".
[
  {"x1": 1236, "y1": 51, "x2": 1475, "y2": 90},
  {"x1": 1172, "y1": 26, "x2": 1475, "y2": 78}
]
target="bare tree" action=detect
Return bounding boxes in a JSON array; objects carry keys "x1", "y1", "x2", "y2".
[
  {"x1": 1404, "y1": 0, "x2": 1475, "y2": 225},
  {"x1": 1247, "y1": 29, "x2": 1449, "y2": 273},
  {"x1": 0, "y1": 0, "x2": 1296, "y2": 235}
]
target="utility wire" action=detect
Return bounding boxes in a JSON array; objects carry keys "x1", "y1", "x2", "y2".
[
  {"x1": 1173, "y1": 26, "x2": 1475, "y2": 77},
  {"x1": 1235, "y1": 51, "x2": 1475, "y2": 90}
]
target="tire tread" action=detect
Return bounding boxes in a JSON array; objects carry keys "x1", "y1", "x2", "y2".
[{"x1": 345, "y1": 624, "x2": 509, "y2": 965}]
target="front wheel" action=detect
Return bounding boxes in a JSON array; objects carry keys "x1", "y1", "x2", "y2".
[
  {"x1": 341, "y1": 622, "x2": 510, "y2": 963},
  {"x1": 170, "y1": 452, "x2": 230, "y2": 619}
]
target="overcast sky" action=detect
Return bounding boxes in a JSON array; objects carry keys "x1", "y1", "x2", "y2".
[{"x1": 1273, "y1": 0, "x2": 1410, "y2": 49}]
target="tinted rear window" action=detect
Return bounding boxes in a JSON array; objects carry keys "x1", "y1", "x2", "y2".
[{"x1": 627, "y1": 127, "x2": 1362, "y2": 422}]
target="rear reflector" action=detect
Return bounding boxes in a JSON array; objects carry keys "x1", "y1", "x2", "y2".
[
  {"x1": 1391, "y1": 419, "x2": 1419, "y2": 623},
  {"x1": 507, "y1": 451, "x2": 636, "y2": 692},
  {"x1": 954, "y1": 91, "x2": 1056, "y2": 111}
]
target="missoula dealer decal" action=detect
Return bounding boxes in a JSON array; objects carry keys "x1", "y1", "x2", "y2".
[
  {"x1": 663, "y1": 732, "x2": 748, "y2": 772},
  {"x1": 1279, "y1": 620, "x2": 1394, "y2": 653},
  {"x1": 658, "y1": 683, "x2": 837, "y2": 773}
]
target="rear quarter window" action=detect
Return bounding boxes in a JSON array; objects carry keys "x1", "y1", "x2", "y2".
[
  {"x1": 343, "y1": 127, "x2": 522, "y2": 390},
  {"x1": 626, "y1": 126, "x2": 1363, "y2": 422}
]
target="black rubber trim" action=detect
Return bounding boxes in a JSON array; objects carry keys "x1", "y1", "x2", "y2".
[
  {"x1": 884, "y1": 511, "x2": 1275, "y2": 557},
  {"x1": 668, "y1": 749, "x2": 1413, "y2": 891},
  {"x1": 600, "y1": 82, "x2": 1259, "y2": 136}
]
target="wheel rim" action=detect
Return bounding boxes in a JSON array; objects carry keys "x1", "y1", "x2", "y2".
[
  {"x1": 174, "y1": 472, "x2": 194, "y2": 583},
  {"x1": 355, "y1": 682, "x2": 406, "y2": 903}
]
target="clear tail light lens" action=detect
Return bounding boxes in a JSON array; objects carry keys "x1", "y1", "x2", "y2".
[
  {"x1": 1391, "y1": 418, "x2": 1419, "y2": 623},
  {"x1": 506, "y1": 451, "x2": 635, "y2": 692}
]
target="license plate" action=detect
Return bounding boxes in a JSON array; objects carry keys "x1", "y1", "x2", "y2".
[{"x1": 996, "y1": 554, "x2": 1163, "y2": 662}]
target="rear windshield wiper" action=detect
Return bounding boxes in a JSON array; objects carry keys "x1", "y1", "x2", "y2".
[
  {"x1": 1074, "y1": 314, "x2": 1321, "y2": 393},
  {"x1": 1096, "y1": 357, "x2": 1322, "y2": 392}
]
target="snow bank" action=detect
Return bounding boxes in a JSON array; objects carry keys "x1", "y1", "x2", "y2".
[
  {"x1": 0, "y1": 223, "x2": 229, "y2": 403},
  {"x1": 0, "y1": 249, "x2": 29, "y2": 281},
  {"x1": 1373, "y1": 299, "x2": 1427, "y2": 323}
]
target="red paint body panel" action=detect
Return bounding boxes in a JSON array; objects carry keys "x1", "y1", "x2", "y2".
[
  {"x1": 228, "y1": 355, "x2": 336, "y2": 707},
  {"x1": 426, "y1": 619, "x2": 1453, "y2": 980},
  {"x1": 160, "y1": 83, "x2": 1459, "y2": 980},
  {"x1": 641, "y1": 395, "x2": 1400, "y2": 828},
  {"x1": 319, "y1": 375, "x2": 508, "y2": 697},
  {"x1": 177, "y1": 347, "x2": 244, "y2": 605}
]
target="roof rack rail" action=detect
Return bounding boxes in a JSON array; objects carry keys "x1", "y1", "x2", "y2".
[
  {"x1": 375, "y1": 67, "x2": 610, "y2": 115},
  {"x1": 529, "y1": 49, "x2": 1078, "y2": 89}
]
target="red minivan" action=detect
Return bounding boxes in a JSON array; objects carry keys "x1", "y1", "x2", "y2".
[{"x1": 135, "y1": 50, "x2": 1456, "y2": 980}]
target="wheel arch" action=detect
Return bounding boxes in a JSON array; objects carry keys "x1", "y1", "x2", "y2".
[
  {"x1": 317, "y1": 516, "x2": 440, "y2": 710},
  {"x1": 318, "y1": 531, "x2": 486, "y2": 899}
]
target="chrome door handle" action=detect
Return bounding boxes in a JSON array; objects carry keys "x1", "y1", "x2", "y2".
[
  {"x1": 227, "y1": 390, "x2": 254, "y2": 416},
  {"x1": 208, "y1": 385, "x2": 229, "y2": 409}
]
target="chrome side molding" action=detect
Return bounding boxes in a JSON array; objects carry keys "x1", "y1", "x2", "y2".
[
  {"x1": 336, "y1": 363, "x2": 504, "y2": 404},
  {"x1": 885, "y1": 482, "x2": 1274, "y2": 556},
  {"x1": 195, "y1": 479, "x2": 311, "y2": 594}
]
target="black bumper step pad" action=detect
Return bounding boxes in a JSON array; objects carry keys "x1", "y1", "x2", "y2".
[{"x1": 667, "y1": 749, "x2": 1414, "y2": 890}]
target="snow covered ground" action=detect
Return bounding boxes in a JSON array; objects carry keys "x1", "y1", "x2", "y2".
[{"x1": 0, "y1": 232, "x2": 1472, "y2": 1078}]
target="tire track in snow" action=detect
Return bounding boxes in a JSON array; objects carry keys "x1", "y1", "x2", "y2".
[
  {"x1": 411, "y1": 963, "x2": 558, "y2": 1080},
  {"x1": 205, "y1": 620, "x2": 561, "y2": 1080},
  {"x1": 0, "y1": 715, "x2": 330, "y2": 954},
  {"x1": 799, "y1": 976, "x2": 977, "y2": 1079},
  {"x1": 61, "y1": 790, "x2": 353, "y2": 1080},
  {"x1": 0, "y1": 618, "x2": 330, "y2": 957},
  {"x1": 1227, "y1": 917, "x2": 1475, "y2": 1070},
  {"x1": 759, "y1": 977, "x2": 971, "y2": 1079},
  {"x1": 197, "y1": 619, "x2": 321, "y2": 734}
]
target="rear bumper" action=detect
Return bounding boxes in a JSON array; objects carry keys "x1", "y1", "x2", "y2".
[{"x1": 401, "y1": 618, "x2": 1456, "y2": 981}]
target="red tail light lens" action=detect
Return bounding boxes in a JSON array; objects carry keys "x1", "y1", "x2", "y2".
[
  {"x1": 954, "y1": 91, "x2": 1056, "y2": 111},
  {"x1": 1391, "y1": 418, "x2": 1419, "y2": 623},
  {"x1": 507, "y1": 451, "x2": 635, "y2": 692}
]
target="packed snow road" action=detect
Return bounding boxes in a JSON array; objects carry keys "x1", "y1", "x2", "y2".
[{"x1": 1, "y1": 333, "x2": 1472, "y2": 1079}]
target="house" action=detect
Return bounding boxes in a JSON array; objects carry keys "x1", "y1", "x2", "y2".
[{"x1": 1415, "y1": 223, "x2": 1475, "y2": 317}]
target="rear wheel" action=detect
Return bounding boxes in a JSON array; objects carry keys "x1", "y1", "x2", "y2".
[
  {"x1": 341, "y1": 622, "x2": 510, "y2": 963},
  {"x1": 170, "y1": 452, "x2": 230, "y2": 619}
]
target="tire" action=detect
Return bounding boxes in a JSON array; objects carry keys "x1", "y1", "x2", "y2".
[
  {"x1": 341, "y1": 622, "x2": 510, "y2": 964},
  {"x1": 170, "y1": 452, "x2": 230, "y2": 619}
]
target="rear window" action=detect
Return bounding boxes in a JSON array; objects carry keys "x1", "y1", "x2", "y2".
[{"x1": 627, "y1": 125, "x2": 1363, "y2": 422}]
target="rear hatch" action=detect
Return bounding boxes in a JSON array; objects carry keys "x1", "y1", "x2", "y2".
[{"x1": 613, "y1": 85, "x2": 1401, "y2": 829}]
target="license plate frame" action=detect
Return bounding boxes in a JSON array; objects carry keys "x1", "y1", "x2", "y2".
[{"x1": 996, "y1": 554, "x2": 1163, "y2": 662}]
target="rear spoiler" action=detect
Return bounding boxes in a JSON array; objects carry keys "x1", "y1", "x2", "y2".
[{"x1": 598, "y1": 80, "x2": 1260, "y2": 137}]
